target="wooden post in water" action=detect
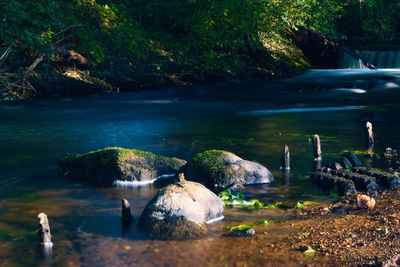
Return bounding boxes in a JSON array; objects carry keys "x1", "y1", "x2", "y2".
[
  {"x1": 37, "y1": 213, "x2": 53, "y2": 247},
  {"x1": 178, "y1": 173, "x2": 186, "y2": 183},
  {"x1": 312, "y1": 134, "x2": 322, "y2": 161},
  {"x1": 365, "y1": 121, "x2": 374, "y2": 145},
  {"x1": 280, "y1": 144, "x2": 290, "y2": 170},
  {"x1": 121, "y1": 198, "x2": 133, "y2": 226}
]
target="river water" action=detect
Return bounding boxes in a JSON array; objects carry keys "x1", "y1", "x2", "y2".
[{"x1": 1, "y1": 69, "x2": 400, "y2": 266}]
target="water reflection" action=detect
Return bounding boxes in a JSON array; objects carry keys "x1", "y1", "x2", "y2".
[{"x1": 1, "y1": 69, "x2": 400, "y2": 266}]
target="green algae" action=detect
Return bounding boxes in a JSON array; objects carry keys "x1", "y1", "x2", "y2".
[{"x1": 225, "y1": 224, "x2": 254, "y2": 232}]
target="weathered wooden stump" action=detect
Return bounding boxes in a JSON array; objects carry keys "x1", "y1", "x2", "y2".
[
  {"x1": 312, "y1": 160, "x2": 322, "y2": 171},
  {"x1": 312, "y1": 134, "x2": 322, "y2": 160},
  {"x1": 37, "y1": 213, "x2": 53, "y2": 247},
  {"x1": 365, "y1": 121, "x2": 374, "y2": 145},
  {"x1": 178, "y1": 173, "x2": 186, "y2": 183},
  {"x1": 281, "y1": 171, "x2": 290, "y2": 187},
  {"x1": 280, "y1": 144, "x2": 290, "y2": 170},
  {"x1": 121, "y1": 198, "x2": 133, "y2": 226}
]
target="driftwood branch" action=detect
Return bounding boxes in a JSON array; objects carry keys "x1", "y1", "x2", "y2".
[
  {"x1": 24, "y1": 54, "x2": 45, "y2": 75},
  {"x1": 0, "y1": 46, "x2": 12, "y2": 66}
]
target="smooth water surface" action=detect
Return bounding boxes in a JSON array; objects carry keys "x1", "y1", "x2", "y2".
[{"x1": 1, "y1": 69, "x2": 400, "y2": 266}]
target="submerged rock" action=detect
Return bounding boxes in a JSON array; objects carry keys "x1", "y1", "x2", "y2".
[
  {"x1": 353, "y1": 167, "x2": 400, "y2": 189},
  {"x1": 228, "y1": 228, "x2": 256, "y2": 237},
  {"x1": 58, "y1": 147, "x2": 186, "y2": 186},
  {"x1": 333, "y1": 170, "x2": 379, "y2": 195},
  {"x1": 138, "y1": 181, "x2": 224, "y2": 239},
  {"x1": 185, "y1": 150, "x2": 273, "y2": 190},
  {"x1": 337, "y1": 157, "x2": 353, "y2": 169},
  {"x1": 311, "y1": 172, "x2": 357, "y2": 196},
  {"x1": 343, "y1": 152, "x2": 363, "y2": 167}
]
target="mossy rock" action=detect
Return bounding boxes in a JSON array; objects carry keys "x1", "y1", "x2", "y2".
[
  {"x1": 185, "y1": 150, "x2": 273, "y2": 190},
  {"x1": 58, "y1": 147, "x2": 186, "y2": 186},
  {"x1": 138, "y1": 181, "x2": 224, "y2": 239}
]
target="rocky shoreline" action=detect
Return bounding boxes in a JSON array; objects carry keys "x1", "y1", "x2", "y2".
[
  {"x1": 288, "y1": 189, "x2": 400, "y2": 266},
  {"x1": 54, "y1": 144, "x2": 400, "y2": 264}
]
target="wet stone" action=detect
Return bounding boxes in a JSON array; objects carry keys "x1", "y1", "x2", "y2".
[
  {"x1": 333, "y1": 162, "x2": 343, "y2": 171},
  {"x1": 228, "y1": 228, "x2": 256, "y2": 237},
  {"x1": 352, "y1": 167, "x2": 400, "y2": 189},
  {"x1": 337, "y1": 157, "x2": 353, "y2": 169},
  {"x1": 311, "y1": 172, "x2": 357, "y2": 196},
  {"x1": 334, "y1": 170, "x2": 379, "y2": 194},
  {"x1": 343, "y1": 152, "x2": 363, "y2": 167}
]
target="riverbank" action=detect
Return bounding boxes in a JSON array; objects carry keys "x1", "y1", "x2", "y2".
[{"x1": 1, "y1": 42, "x2": 308, "y2": 101}]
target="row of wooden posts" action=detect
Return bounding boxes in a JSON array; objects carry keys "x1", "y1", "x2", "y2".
[
  {"x1": 280, "y1": 121, "x2": 374, "y2": 170},
  {"x1": 36, "y1": 121, "x2": 375, "y2": 247},
  {"x1": 37, "y1": 198, "x2": 135, "y2": 249}
]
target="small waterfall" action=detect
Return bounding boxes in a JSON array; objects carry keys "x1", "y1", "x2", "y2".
[
  {"x1": 338, "y1": 47, "x2": 370, "y2": 69},
  {"x1": 339, "y1": 48, "x2": 400, "y2": 69}
]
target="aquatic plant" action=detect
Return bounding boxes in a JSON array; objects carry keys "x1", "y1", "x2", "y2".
[
  {"x1": 256, "y1": 219, "x2": 270, "y2": 225},
  {"x1": 340, "y1": 150, "x2": 369, "y2": 156},
  {"x1": 218, "y1": 189, "x2": 244, "y2": 202},
  {"x1": 225, "y1": 224, "x2": 254, "y2": 232},
  {"x1": 295, "y1": 201, "x2": 305, "y2": 209}
]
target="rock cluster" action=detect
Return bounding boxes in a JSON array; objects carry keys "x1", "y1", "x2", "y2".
[{"x1": 311, "y1": 152, "x2": 400, "y2": 196}]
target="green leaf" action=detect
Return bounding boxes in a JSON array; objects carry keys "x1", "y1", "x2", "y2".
[
  {"x1": 295, "y1": 201, "x2": 305, "y2": 209},
  {"x1": 225, "y1": 224, "x2": 254, "y2": 232},
  {"x1": 304, "y1": 247, "x2": 316, "y2": 256},
  {"x1": 256, "y1": 219, "x2": 270, "y2": 225},
  {"x1": 248, "y1": 199, "x2": 264, "y2": 208},
  {"x1": 219, "y1": 189, "x2": 244, "y2": 201},
  {"x1": 264, "y1": 203, "x2": 278, "y2": 209}
]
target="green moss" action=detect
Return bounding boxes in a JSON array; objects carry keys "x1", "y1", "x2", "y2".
[
  {"x1": 59, "y1": 147, "x2": 186, "y2": 185},
  {"x1": 193, "y1": 150, "x2": 226, "y2": 173},
  {"x1": 189, "y1": 150, "x2": 231, "y2": 187},
  {"x1": 116, "y1": 147, "x2": 154, "y2": 161},
  {"x1": 256, "y1": 219, "x2": 270, "y2": 225},
  {"x1": 225, "y1": 224, "x2": 254, "y2": 232},
  {"x1": 340, "y1": 150, "x2": 369, "y2": 156},
  {"x1": 0, "y1": 230, "x2": 35, "y2": 240},
  {"x1": 61, "y1": 147, "x2": 157, "y2": 168}
]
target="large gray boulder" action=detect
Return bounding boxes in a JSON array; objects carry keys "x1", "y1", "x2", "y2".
[
  {"x1": 138, "y1": 181, "x2": 224, "y2": 239},
  {"x1": 185, "y1": 150, "x2": 274, "y2": 190},
  {"x1": 58, "y1": 147, "x2": 186, "y2": 186}
]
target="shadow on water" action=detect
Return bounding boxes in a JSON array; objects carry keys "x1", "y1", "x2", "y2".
[{"x1": 1, "y1": 69, "x2": 400, "y2": 266}]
